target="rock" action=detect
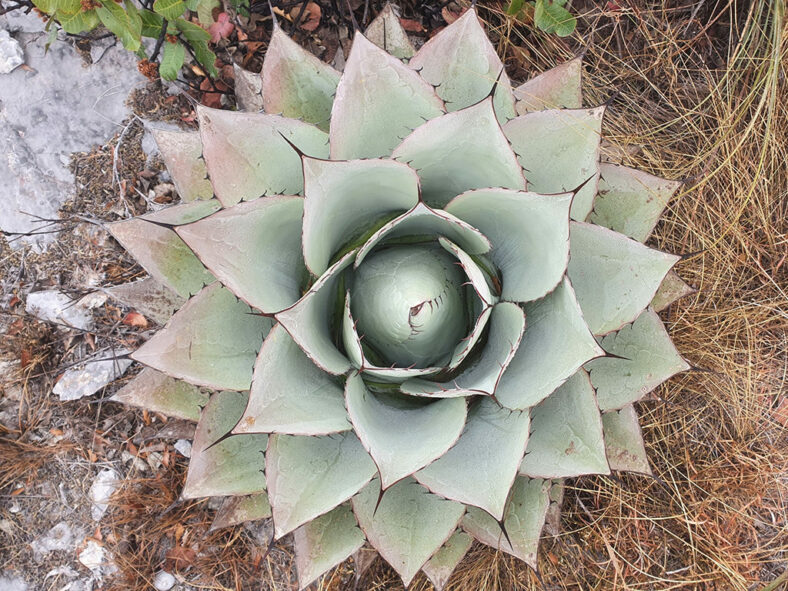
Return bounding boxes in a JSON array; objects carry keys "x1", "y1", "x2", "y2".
[
  {"x1": 25, "y1": 290, "x2": 106, "y2": 331},
  {"x1": 53, "y1": 349, "x2": 132, "y2": 401},
  {"x1": 0, "y1": 29, "x2": 23, "y2": 74},
  {"x1": 152, "y1": 570, "x2": 176, "y2": 591},
  {"x1": 30, "y1": 522, "x2": 76, "y2": 558},
  {"x1": 232, "y1": 63, "x2": 263, "y2": 112},
  {"x1": 88, "y1": 468, "x2": 120, "y2": 521},
  {"x1": 0, "y1": 574, "x2": 28, "y2": 591},
  {"x1": 77, "y1": 540, "x2": 104, "y2": 571},
  {"x1": 173, "y1": 439, "x2": 192, "y2": 458}
]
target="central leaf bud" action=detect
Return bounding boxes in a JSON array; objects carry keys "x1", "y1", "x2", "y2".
[{"x1": 349, "y1": 244, "x2": 468, "y2": 368}]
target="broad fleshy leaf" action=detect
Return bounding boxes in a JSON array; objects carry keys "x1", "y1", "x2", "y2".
[
  {"x1": 445, "y1": 188, "x2": 572, "y2": 302},
  {"x1": 177, "y1": 196, "x2": 307, "y2": 313},
  {"x1": 267, "y1": 432, "x2": 376, "y2": 538},
  {"x1": 461, "y1": 477, "x2": 550, "y2": 569},
  {"x1": 445, "y1": 305, "x2": 493, "y2": 372},
  {"x1": 567, "y1": 222, "x2": 680, "y2": 335},
  {"x1": 651, "y1": 269, "x2": 696, "y2": 312},
  {"x1": 182, "y1": 390, "x2": 268, "y2": 499},
  {"x1": 408, "y1": 8, "x2": 516, "y2": 121},
  {"x1": 520, "y1": 370, "x2": 610, "y2": 478},
  {"x1": 602, "y1": 405, "x2": 652, "y2": 475},
  {"x1": 131, "y1": 283, "x2": 272, "y2": 391},
  {"x1": 364, "y1": 3, "x2": 415, "y2": 59},
  {"x1": 513, "y1": 57, "x2": 582, "y2": 114},
  {"x1": 151, "y1": 128, "x2": 213, "y2": 202},
  {"x1": 503, "y1": 106, "x2": 604, "y2": 221},
  {"x1": 345, "y1": 373, "x2": 467, "y2": 488},
  {"x1": 108, "y1": 218, "x2": 214, "y2": 299},
  {"x1": 103, "y1": 277, "x2": 184, "y2": 325},
  {"x1": 142, "y1": 200, "x2": 221, "y2": 225},
  {"x1": 262, "y1": 26, "x2": 341, "y2": 131},
  {"x1": 275, "y1": 252, "x2": 355, "y2": 375},
  {"x1": 352, "y1": 478, "x2": 465, "y2": 586},
  {"x1": 111, "y1": 368, "x2": 208, "y2": 422},
  {"x1": 293, "y1": 504, "x2": 365, "y2": 590},
  {"x1": 544, "y1": 479, "x2": 565, "y2": 536},
  {"x1": 392, "y1": 98, "x2": 526, "y2": 208},
  {"x1": 590, "y1": 163, "x2": 682, "y2": 242},
  {"x1": 330, "y1": 32, "x2": 444, "y2": 160},
  {"x1": 197, "y1": 105, "x2": 329, "y2": 206},
  {"x1": 302, "y1": 157, "x2": 420, "y2": 276},
  {"x1": 586, "y1": 308, "x2": 690, "y2": 410},
  {"x1": 234, "y1": 324, "x2": 350, "y2": 435},
  {"x1": 438, "y1": 236, "x2": 495, "y2": 306},
  {"x1": 422, "y1": 531, "x2": 473, "y2": 591},
  {"x1": 496, "y1": 278, "x2": 603, "y2": 410},
  {"x1": 401, "y1": 301, "x2": 525, "y2": 398},
  {"x1": 415, "y1": 398, "x2": 530, "y2": 519},
  {"x1": 211, "y1": 494, "x2": 272, "y2": 530},
  {"x1": 354, "y1": 202, "x2": 491, "y2": 268}
]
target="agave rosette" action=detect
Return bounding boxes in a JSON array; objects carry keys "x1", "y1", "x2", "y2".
[{"x1": 108, "y1": 6, "x2": 693, "y2": 589}]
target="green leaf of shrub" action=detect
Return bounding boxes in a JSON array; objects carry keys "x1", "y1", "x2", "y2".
[
  {"x1": 153, "y1": 0, "x2": 185, "y2": 21},
  {"x1": 534, "y1": 0, "x2": 576, "y2": 37},
  {"x1": 57, "y1": 7, "x2": 100, "y2": 33},
  {"x1": 160, "y1": 39, "x2": 185, "y2": 80},
  {"x1": 175, "y1": 17, "x2": 211, "y2": 42},
  {"x1": 96, "y1": 0, "x2": 142, "y2": 51},
  {"x1": 140, "y1": 9, "x2": 164, "y2": 38},
  {"x1": 506, "y1": 0, "x2": 525, "y2": 15},
  {"x1": 190, "y1": 39, "x2": 218, "y2": 77}
]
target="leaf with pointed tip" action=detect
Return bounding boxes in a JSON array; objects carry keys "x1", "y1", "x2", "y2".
[
  {"x1": 267, "y1": 432, "x2": 376, "y2": 538},
  {"x1": 330, "y1": 32, "x2": 444, "y2": 159},
  {"x1": 355, "y1": 202, "x2": 491, "y2": 268},
  {"x1": 177, "y1": 196, "x2": 307, "y2": 314},
  {"x1": 302, "y1": 158, "x2": 419, "y2": 276},
  {"x1": 233, "y1": 63, "x2": 263, "y2": 112},
  {"x1": 104, "y1": 278, "x2": 184, "y2": 325},
  {"x1": 602, "y1": 405, "x2": 652, "y2": 474},
  {"x1": 543, "y1": 479, "x2": 564, "y2": 536},
  {"x1": 503, "y1": 107, "x2": 603, "y2": 221},
  {"x1": 402, "y1": 301, "x2": 525, "y2": 398},
  {"x1": 461, "y1": 477, "x2": 550, "y2": 569},
  {"x1": 182, "y1": 390, "x2": 268, "y2": 499},
  {"x1": 651, "y1": 270, "x2": 695, "y2": 312},
  {"x1": 438, "y1": 236, "x2": 495, "y2": 306},
  {"x1": 496, "y1": 278, "x2": 603, "y2": 410},
  {"x1": 109, "y1": 218, "x2": 214, "y2": 299},
  {"x1": 408, "y1": 8, "x2": 516, "y2": 121},
  {"x1": 142, "y1": 200, "x2": 221, "y2": 225},
  {"x1": 520, "y1": 370, "x2": 609, "y2": 478},
  {"x1": 422, "y1": 531, "x2": 473, "y2": 591},
  {"x1": 392, "y1": 99, "x2": 525, "y2": 208},
  {"x1": 445, "y1": 305, "x2": 492, "y2": 372},
  {"x1": 415, "y1": 398, "x2": 529, "y2": 519},
  {"x1": 211, "y1": 494, "x2": 272, "y2": 530},
  {"x1": 293, "y1": 504, "x2": 365, "y2": 590},
  {"x1": 197, "y1": 106, "x2": 328, "y2": 206},
  {"x1": 111, "y1": 368, "x2": 208, "y2": 421},
  {"x1": 364, "y1": 3, "x2": 415, "y2": 59},
  {"x1": 590, "y1": 163, "x2": 682, "y2": 242},
  {"x1": 234, "y1": 323, "x2": 350, "y2": 435},
  {"x1": 445, "y1": 188, "x2": 572, "y2": 302},
  {"x1": 132, "y1": 283, "x2": 272, "y2": 391},
  {"x1": 275, "y1": 252, "x2": 355, "y2": 375},
  {"x1": 345, "y1": 373, "x2": 467, "y2": 488},
  {"x1": 353, "y1": 478, "x2": 465, "y2": 587},
  {"x1": 151, "y1": 129, "x2": 213, "y2": 202},
  {"x1": 586, "y1": 308, "x2": 690, "y2": 410},
  {"x1": 513, "y1": 57, "x2": 582, "y2": 114},
  {"x1": 567, "y1": 222, "x2": 680, "y2": 335},
  {"x1": 262, "y1": 27, "x2": 341, "y2": 131}
]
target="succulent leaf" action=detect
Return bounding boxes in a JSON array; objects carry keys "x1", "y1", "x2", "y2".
[
  {"x1": 345, "y1": 373, "x2": 467, "y2": 488},
  {"x1": 567, "y1": 222, "x2": 680, "y2": 335},
  {"x1": 590, "y1": 163, "x2": 682, "y2": 242},
  {"x1": 651, "y1": 269, "x2": 696, "y2": 312},
  {"x1": 519, "y1": 370, "x2": 610, "y2": 478},
  {"x1": 513, "y1": 57, "x2": 583, "y2": 113},
  {"x1": 364, "y1": 3, "x2": 416, "y2": 59},
  {"x1": 141, "y1": 199, "x2": 221, "y2": 225},
  {"x1": 302, "y1": 157, "x2": 420, "y2": 276},
  {"x1": 293, "y1": 504, "x2": 365, "y2": 590},
  {"x1": 602, "y1": 405, "x2": 652, "y2": 474},
  {"x1": 392, "y1": 98, "x2": 526, "y2": 208},
  {"x1": 211, "y1": 494, "x2": 272, "y2": 530},
  {"x1": 234, "y1": 324, "x2": 351, "y2": 436},
  {"x1": 437, "y1": 236, "x2": 495, "y2": 306},
  {"x1": 150, "y1": 129, "x2": 213, "y2": 202},
  {"x1": 177, "y1": 195, "x2": 307, "y2": 314},
  {"x1": 408, "y1": 8, "x2": 516, "y2": 122},
  {"x1": 445, "y1": 188, "x2": 573, "y2": 302},
  {"x1": 131, "y1": 283, "x2": 272, "y2": 391},
  {"x1": 262, "y1": 26, "x2": 340, "y2": 131},
  {"x1": 445, "y1": 305, "x2": 493, "y2": 372},
  {"x1": 496, "y1": 278, "x2": 603, "y2": 410},
  {"x1": 197, "y1": 106, "x2": 329, "y2": 205},
  {"x1": 266, "y1": 432, "x2": 376, "y2": 538},
  {"x1": 414, "y1": 397, "x2": 530, "y2": 519},
  {"x1": 352, "y1": 478, "x2": 465, "y2": 586},
  {"x1": 421, "y1": 530, "x2": 473, "y2": 591},
  {"x1": 461, "y1": 477, "x2": 550, "y2": 569},
  {"x1": 111, "y1": 368, "x2": 208, "y2": 422},
  {"x1": 330, "y1": 32, "x2": 444, "y2": 160},
  {"x1": 503, "y1": 106, "x2": 604, "y2": 221},
  {"x1": 182, "y1": 390, "x2": 268, "y2": 499},
  {"x1": 103, "y1": 277, "x2": 184, "y2": 325},
  {"x1": 586, "y1": 308, "x2": 690, "y2": 410}
]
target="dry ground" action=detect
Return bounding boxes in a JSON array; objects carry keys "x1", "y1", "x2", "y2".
[{"x1": 0, "y1": 0, "x2": 786, "y2": 590}]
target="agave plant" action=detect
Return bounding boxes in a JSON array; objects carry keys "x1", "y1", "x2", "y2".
[{"x1": 107, "y1": 6, "x2": 693, "y2": 589}]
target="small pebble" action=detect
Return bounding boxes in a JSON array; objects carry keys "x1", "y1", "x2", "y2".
[{"x1": 152, "y1": 570, "x2": 175, "y2": 591}]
